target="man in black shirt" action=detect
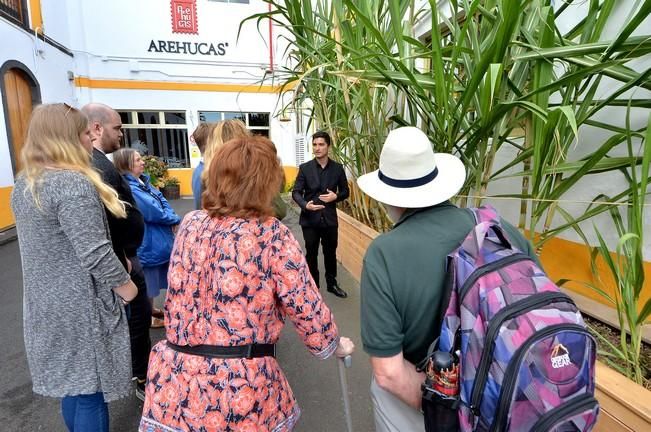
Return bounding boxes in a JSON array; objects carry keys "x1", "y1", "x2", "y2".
[
  {"x1": 82, "y1": 103, "x2": 151, "y2": 401},
  {"x1": 292, "y1": 131, "x2": 350, "y2": 298}
]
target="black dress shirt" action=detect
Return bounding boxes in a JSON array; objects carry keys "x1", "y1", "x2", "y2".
[{"x1": 292, "y1": 158, "x2": 349, "y2": 227}]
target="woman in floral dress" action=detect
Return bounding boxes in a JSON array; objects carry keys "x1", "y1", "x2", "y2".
[{"x1": 139, "y1": 135, "x2": 354, "y2": 432}]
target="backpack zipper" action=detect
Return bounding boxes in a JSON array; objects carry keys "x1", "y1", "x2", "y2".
[
  {"x1": 469, "y1": 291, "x2": 577, "y2": 415},
  {"x1": 458, "y1": 253, "x2": 532, "y2": 301},
  {"x1": 489, "y1": 323, "x2": 590, "y2": 432},
  {"x1": 531, "y1": 394, "x2": 598, "y2": 432}
]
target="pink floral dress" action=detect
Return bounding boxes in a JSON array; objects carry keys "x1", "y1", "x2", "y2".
[{"x1": 139, "y1": 211, "x2": 339, "y2": 432}]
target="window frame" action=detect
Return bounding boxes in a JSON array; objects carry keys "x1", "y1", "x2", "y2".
[
  {"x1": 197, "y1": 110, "x2": 271, "y2": 135},
  {"x1": 118, "y1": 110, "x2": 191, "y2": 168},
  {"x1": 0, "y1": 0, "x2": 29, "y2": 28}
]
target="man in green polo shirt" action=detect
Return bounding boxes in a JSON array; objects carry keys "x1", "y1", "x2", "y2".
[{"x1": 356, "y1": 127, "x2": 536, "y2": 432}]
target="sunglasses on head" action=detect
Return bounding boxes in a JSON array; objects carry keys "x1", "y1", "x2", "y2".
[{"x1": 62, "y1": 102, "x2": 75, "y2": 117}]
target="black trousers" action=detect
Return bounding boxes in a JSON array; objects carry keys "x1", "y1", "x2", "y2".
[
  {"x1": 302, "y1": 226, "x2": 338, "y2": 288},
  {"x1": 127, "y1": 256, "x2": 152, "y2": 380}
]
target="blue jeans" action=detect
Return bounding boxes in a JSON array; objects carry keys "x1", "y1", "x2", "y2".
[{"x1": 61, "y1": 392, "x2": 108, "y2": 432}]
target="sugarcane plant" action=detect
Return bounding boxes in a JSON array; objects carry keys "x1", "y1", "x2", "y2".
[
  {"x1": 246, "y1": 0, "x2": 651, "y2": 245},
  {"x1": 579, "y1": 112, "x2": 651, "y2": 385}
]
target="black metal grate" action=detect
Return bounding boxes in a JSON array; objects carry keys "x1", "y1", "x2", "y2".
[{"x1": 0, "y1": 0, "x2": 24, "y2": 24}]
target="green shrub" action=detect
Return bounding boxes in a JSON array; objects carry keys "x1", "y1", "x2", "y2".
[{"x1": 142, "y1": 155, "x2": 167, "y2": 187}]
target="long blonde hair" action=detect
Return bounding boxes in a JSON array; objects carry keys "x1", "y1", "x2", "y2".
[
  {"x1": 20, "y1": 103, "x2": 126, "y2": 218},
  {"x1": 201, "y1": 119, "x2": 250, "y2": 189}
]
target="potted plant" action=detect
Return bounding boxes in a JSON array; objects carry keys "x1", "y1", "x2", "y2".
[
  {"x1": 142, "y1": 155, "x2": 167, "y2": 188},
  {"x1": 161, "y1": 176, "x2": 180, "y2": 200}
]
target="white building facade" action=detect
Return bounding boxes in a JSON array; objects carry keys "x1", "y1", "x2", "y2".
[{"x1": 1, "y1": 0, "x2": 305, "y2": 230}]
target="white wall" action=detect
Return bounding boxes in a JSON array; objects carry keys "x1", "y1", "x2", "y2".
[
  {"x1": 40, "y1": 0, "x2": 72, "y2": 48},
  {"x1": 64, "y1": 0, "x2": 294, "y2": 166},
  {"x1": 68, "y1": 0, "x2": 278, "y2": 84},
  {"x1": 1, "y1": 19, "x2": 75, "y2": 188}
]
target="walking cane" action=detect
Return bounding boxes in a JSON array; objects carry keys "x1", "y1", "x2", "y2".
[{"x1": 337, "y1": 355, "x2": 354, "y2": 432}]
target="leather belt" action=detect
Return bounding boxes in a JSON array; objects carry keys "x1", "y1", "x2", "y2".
[{"x1": 166, "y1": 341, "x2": 276, "y2": 359}]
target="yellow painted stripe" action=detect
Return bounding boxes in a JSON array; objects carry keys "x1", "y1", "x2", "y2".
[
  {"x1": 170, "y1": 166, "x2": 299, "y2": 198},
  {"x1": 74, "y1": 77, "x2": 284, "y2": 93},
  {"x1": 29, "y1": 0, "x2": 43, "y2": 31},
  {"x1": 540, "y1": 235, "x2": 651, "y2": 314},
  {"x1": 283, "y1": 165, "x2": 298, "y2": 188},
  {"x1": 0, "y1": 186, "x2": 15, "y2": 230}
]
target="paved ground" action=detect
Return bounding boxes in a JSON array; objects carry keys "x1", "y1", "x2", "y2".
[{"x1": 0, "y1": 198, "x2": 374, "y2": 431}]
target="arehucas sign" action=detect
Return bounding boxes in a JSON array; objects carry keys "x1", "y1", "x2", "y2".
[{"x1": 148, "y1": 0, "x2": 229, "y2": 56}]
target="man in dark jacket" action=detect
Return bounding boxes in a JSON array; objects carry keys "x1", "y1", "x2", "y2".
[
  {"x1": 292, "y1": 131, "x2": 349, "y2": 298},
  {"x1": 82, "y1": 103, "x2": 151, "y2": 401}
]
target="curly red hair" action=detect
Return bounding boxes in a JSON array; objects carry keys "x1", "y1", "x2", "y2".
[{"x1": 203, "y1": 136, "x2": 283, "y2": 219}]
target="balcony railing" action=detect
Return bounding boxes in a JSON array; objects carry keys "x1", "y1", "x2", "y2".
[{"x1": 0, "y1": 0, "x2": 27, "y2": 26}]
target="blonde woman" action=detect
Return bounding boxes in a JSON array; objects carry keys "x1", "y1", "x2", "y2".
[
  {"x1": 10, "y1": 103, "x2": 137, "y2": 432},
  {"x1": 200, "y1": 119, "x2": 287, "y2": 218},
  {"x1": 200, "y1": 118, "x2": 249, "y2": 193}
]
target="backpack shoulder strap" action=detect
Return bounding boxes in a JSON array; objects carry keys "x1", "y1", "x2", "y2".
[{"x1": 471, "y1": 205, "x2": 500, "y2": 226}]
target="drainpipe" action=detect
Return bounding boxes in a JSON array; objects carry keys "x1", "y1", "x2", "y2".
[{"x1": 268, "y1": 2, "x2": 273, "y2": 73}]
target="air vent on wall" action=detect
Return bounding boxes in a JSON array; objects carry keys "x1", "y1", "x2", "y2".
[{"x1": 294, "y1": 135, "x2": 306, "y2": 165}]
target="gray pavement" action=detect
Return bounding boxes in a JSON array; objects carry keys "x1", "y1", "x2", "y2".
[{"x1": 0, "y1": 198, "x2": 374, "y2": 431}]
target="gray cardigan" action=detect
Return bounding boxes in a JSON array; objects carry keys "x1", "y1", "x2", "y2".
[{"x1": 11, "y1": 170, "x2": 132, "y2": 402}]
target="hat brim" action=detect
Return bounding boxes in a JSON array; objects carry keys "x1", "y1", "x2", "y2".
[{"x1": 356, "y1": 153, "x2": 466, "y2": 208}]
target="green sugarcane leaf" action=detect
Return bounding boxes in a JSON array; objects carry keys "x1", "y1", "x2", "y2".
[
  {"x1": 557, "y1": 106, "x2": 579, "y2": 141},
  {"x1": 601, "y1": 0, "x2": 651, "y2": 61},
  {"x1": 636, "y1": 297, "x2": 651, "y2": 325}
]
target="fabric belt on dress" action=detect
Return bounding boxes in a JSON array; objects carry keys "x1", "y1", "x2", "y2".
[{"x1": 166, "y1": 341, "x2": 276, "y2": 359}]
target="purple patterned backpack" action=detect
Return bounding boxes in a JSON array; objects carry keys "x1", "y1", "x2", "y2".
[{"x1": 422, "y1": 206, "x2": 599, "y2": 431}]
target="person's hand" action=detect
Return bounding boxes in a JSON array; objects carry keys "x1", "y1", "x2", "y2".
[
  {"x1": 305, "y1": 200, "x2": 326, "y2": 211},
  {"x1": 318, "y1": 189, "x2": 337, "y2": 204},
  {"x1": 335, "y1": 336, "x2": 355, "y2": 358},
  {"x1": 114, "y1": 279, "x2": 138, "y2": 303},
  {"x1": 126, "y1": 257, "x2": 132, "y2": 274},
  {"x1": 171, "y1": 224, "x2": 179, "y2": 235}
]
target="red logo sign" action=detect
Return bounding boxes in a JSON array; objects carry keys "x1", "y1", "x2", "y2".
[{"x1": 171, "y1": 0, "x2": 198, "y2": 34}]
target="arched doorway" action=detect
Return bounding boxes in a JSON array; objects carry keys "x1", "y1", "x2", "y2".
[{"x1": 1, "y1": 61, "x2": 41, "y2": 174}]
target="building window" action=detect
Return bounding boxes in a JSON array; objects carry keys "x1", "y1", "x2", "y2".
[
  {"x1": 0, "y1": 0, "x2": 27, "y2": 26},
  {"x1": 118, "y1": 111, "x2": 190, "y2": 168},
  {"x1": 198, "y1": 111, "x2": 270, "y2": 137}
]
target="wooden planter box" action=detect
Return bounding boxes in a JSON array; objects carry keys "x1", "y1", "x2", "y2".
[
  {"x1": 335, "y1": 209, "x2": 651, "y2": 431},
  {"x1": 161, "y1": 184, "x2": 180, "y2": 200}
]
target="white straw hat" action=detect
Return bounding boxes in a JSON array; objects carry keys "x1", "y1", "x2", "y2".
[{"x1": 357, "y1": 127, "x2": 466, "y2": 208}]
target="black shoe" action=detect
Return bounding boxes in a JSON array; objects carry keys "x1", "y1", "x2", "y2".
[
  {"x1": 135, "y1": 379, "x2": 146, "y2": 402},
  {"x1": 327, "y1": 283, "x2": 348, "y2": 298}
]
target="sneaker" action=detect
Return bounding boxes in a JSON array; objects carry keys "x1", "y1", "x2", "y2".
[{"x1": 135, "y1": 379, "x2": 146, "y2": 402}]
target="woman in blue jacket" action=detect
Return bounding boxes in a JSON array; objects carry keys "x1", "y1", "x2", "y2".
[{"x1": 113, "y1": 149, "x2": 181, "y2": 328}]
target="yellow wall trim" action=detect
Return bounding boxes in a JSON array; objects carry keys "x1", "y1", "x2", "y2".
[
  {"x1": 74, "y1": 77, "x2": 284, "y2": 93},
  {"x1": 0, "y1": 186, "x2": 16, "y2": 230},
  {"x1": 29, "y1": 0, "x2": 43, "y2": 32},
  {"x1": 167, "y1": 168, "x2": 193, "y2": 196},
  {"x1": 170, "y1": 166, "x2": 299, "y2": 197}
]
